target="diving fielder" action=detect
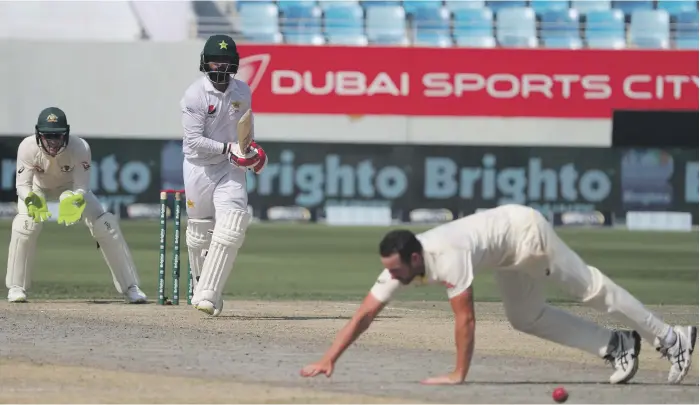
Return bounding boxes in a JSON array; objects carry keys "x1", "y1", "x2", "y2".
[
  {"x1": 301, "y1": 204, "x2": 697, "y2": 385},
  {"x1": 6, "y1": 107, "x2": 147, "y2": 304},
  {"x1": 180, "y1": 35, "x2": 267, "y2": 316}
]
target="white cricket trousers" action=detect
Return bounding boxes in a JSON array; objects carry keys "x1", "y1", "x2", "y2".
[
  {"x1": 497, "y1": 206, "x2": 671, "y2": 357},
  {"x1": 183, "y1": 159, "x2": 248, "y2": 219}
]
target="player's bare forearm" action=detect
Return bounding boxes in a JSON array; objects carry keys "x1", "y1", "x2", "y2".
[
  {"x1": 451, "y1": 287, "x2": 476, "y2": 381},
  {"x1": 322, "y1": 293, "x2": 384, "y2": 363}
]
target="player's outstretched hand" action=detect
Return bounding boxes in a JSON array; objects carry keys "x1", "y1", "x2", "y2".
[
  {"x1": 420, "y1": 371, "x2": 465, "y2": 385},
  {"x1": 24, "y1": 192, "x2": 51, "y2": 223},
  {"x1": 57, "y1": 191, "x2": 86, "y2": 226},
  {"x1": 300, "y1": 359, "x2": 334, "y2": 378}
]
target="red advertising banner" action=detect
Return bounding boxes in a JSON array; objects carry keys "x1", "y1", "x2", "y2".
[{"x1": 235, "y1": 45, "x2": 699, "y2": 118}]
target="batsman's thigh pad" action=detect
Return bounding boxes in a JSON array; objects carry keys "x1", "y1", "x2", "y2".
[
  {"x1": 6, "y1": 214, "x2": 43, "y2": 290},
  {"x1": 186, "y1": 218, "x2": 215, "y2": 288},
  {"x1": 193, "y1": 209, "x2": 251, "y2": 303},
  {"x1": 86, "y1": 212, "x2": 140, "y2": 294},
  {"x1": 212, "y1": 168, "x2": 248, "y2": 212},
  {"x1": 183, "y1": 159, "x2": 221, "y2": 219},
  {"x1": 496, "y1": 270, "x2": 613, "y2": 357}
]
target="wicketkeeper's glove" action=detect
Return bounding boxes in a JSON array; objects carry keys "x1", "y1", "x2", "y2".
[
  {"x1": 57, "y1": 191, "x2": 86, "y2": 226},
  {"x1": 25, "y1": 191, "x2": 51, "y2": 223}
]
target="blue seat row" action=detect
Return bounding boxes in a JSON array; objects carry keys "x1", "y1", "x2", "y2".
[{"x1": 235, "y1": 2, "x2": 699, "y2": 49}]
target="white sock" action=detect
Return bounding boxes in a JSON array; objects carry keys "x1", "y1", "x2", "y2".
[{"x1": 662, "y1": 327, "x2": 677, "y2": 347}]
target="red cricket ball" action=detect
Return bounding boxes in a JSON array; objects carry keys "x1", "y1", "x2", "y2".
[{"x1": 552, "y1": 387, "x2": 569, "y2": 403}]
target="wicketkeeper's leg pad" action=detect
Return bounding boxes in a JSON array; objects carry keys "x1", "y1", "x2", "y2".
[
  {"x1": 186, "y1": 218, "x2": 214, "y2": 290},
  {"x1": 86, "y1": 212, "x2": 140, "y2": 294},
  {"x1": 6, "y1": 214, "x2": 43, "y2": 290},
  {"x1": 192, "y1": 209, "x2": 250, "y2": 304}
]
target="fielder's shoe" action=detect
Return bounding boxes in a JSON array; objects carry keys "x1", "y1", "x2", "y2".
[
  {"x1": 655, "y1": 325, "x2": 697, "y2": 384},
  {"x1": 7, "y1": 287, "x2": 27, "y2": 303},
  {"x1": 604, "y1": 330, "x2": 641, "y2": 384},
  {"x1": 125, "y1": 285, "x2": 147, "y2": 304}
]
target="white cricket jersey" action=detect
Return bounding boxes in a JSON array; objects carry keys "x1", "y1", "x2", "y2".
[
  {"x1": 180, "y1": 76, "x2": 254, "y2": 166},
  {"x1": 15, "y1": 134, "x2": 92, "y2": 201},
  {"x1": 370, "y1": 204, "x2": 546, "y2": 302}
]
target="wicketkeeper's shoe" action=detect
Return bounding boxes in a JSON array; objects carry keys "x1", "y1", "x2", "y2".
[
  {"x1": 655, "y1": 325, "x2": 697, "y2": 384},
  {"x1": 125, "y1": 285, "x2": 147, "y2": 304},
  {"x1": 604, "y1": 330, "x2": 641, "y2": 384},
  {"x1": 7, "y1": 287, "x2": 27, "y2": 303}
]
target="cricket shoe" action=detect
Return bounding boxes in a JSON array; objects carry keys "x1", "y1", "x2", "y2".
[
  {"x1": 194, "y1": 299, "x2": 224, "y2": 316},
  {"x1": 125, "y1": 285, "x2": 147, "y2": 304},
  {"x1": 7, "y1": 287, "x2": 27, "y2": 303},
  {"x1": 655, "y1": 325, "x2": 697, "y2": 384},
  {"x1": 604, "y1": 330, "x2": 641, "y2": 384}
]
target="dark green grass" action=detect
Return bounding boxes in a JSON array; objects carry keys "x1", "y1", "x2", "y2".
[{"x1": 1, "y1": 220, "x2": 697, "y2": 305}]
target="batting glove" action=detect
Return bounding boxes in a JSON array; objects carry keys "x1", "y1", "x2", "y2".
[
  {"x1": 24, "y1": 192, "x2": 51, "y2": 223},
  {"x1": 228, "y1": 141, "x2": 265, "y2": 171}
]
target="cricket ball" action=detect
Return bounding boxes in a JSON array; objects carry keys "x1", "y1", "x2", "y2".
[{"x1": 552, "y1": 387, "x2": 568, "y2": 403}]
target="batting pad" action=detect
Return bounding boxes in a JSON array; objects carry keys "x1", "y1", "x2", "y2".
[
  {"x1": 186, "y1": 218, "x2": 215, "y2": 290},
  {"x1": 6, "y1": 214, "x2": 43, "y2": 290},
  {"x1": 87, "y1": 212, "x2": 140, "y2": 294},
  {"x1": 192, "y1": 209, "x2": 250, "y2": 304}
]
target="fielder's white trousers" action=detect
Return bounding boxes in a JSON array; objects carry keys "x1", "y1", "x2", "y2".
[{"x1": 497, "y1": 207, "x2": 671, "y2": 357}]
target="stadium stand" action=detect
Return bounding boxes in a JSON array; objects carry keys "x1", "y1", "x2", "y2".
[{"x1": 0, "y1": 0, "x2": 696, "y2": 50}]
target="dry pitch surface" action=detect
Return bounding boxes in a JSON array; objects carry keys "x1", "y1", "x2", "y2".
[{"x1": 0, "y1": 300, "x2": 698, "y2": 404}]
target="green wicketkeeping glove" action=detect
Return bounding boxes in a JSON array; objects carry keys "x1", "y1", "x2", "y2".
[
  {"x1": 24, "y1": 192, "x2": 51, "y2": 223},
  {"x1": 58, "y1": 191, "x2": 86, "y2": 226}
]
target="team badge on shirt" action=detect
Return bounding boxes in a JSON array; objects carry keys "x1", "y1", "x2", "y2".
[{"x1": 61, "y1": 165, "x2": 73, "y2": 172}]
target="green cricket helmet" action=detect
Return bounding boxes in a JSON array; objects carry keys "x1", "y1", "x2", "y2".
[
  {"x1": 35, "y1": 107, "x2": 70, "y2": 157},
  {"x1": 199, "y1": 34, "x2": 240, "y2": 85}
]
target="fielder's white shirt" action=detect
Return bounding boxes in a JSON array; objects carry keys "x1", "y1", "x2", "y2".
[
  {"x1": 180, "y1": 76, "x2": 254, "y2": 166},
  {"x1": 370, "y1": 205, "x2": 543, "y2": 302},
  {"x1": 15, "y1": 135, "x2": 92, "y2": 201}
]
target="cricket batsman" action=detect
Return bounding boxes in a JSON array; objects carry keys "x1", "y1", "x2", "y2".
[
  {"x1": 300, "y1": 204, "x2": 697, "y2": 385},
  {"x1": 5, "y1": 107, "x2": 148, "y2": 304},
  {"x1": 180, "y1": 34, "x2": 267, "y2": 316}
]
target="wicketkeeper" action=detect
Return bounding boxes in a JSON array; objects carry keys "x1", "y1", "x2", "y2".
[
  {"x1": 301, "y1": 204, "x2": 696, "y2": 385},
  {"x1": 5, "y1": 107, "x2": 147, "y2": 303}
]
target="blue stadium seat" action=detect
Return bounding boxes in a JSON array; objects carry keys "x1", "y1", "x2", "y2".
[
  {"x1": 414, "y1": 6, "x2": 451, "y2": 44},
  {"x1": 496, "y1": 7, "x2": 538, "y2": 47},
  {"x1": 585, "y1": 9, "x2": 626, "y2": 48},
  {"x1": 360, "y1": 0, "x2": 400, "y2": 8},
  {"x1": 541, "y1": 9, "x2": 584, "y2": 49},
  {"x1": 630, "y1": 9, "x2": 671, "y2": 49},
  {"x1": 238, "y1": 3, "x2": 281, "y2": 41},
  {"x1": 530, "y1": 0, "x2": 570, "y2": 15},
  {"x1": 612, "y1": 0, "x2": 653, "y2": 16},
  {"x1": 658, "y1": 0, "x2": 698, "y2": 18},
  {"x1": 285, "y1": 33, "x2": 326, "y2": 45},
  {"x1": 366, "y1": 5, "x2": 407, "y2": 44},
  {"x1": 453, "y1": 8, "x2": 496, "y2": 48},
  {"x1": 404, "y1": 0, "x2": 443, "y2": 17},
  {"x1": 278, "y1": 0, "x2": 318, "y2": 16},
  {"x1": 318, "y1": 0, "x2": 359, "y2": 11},
  {"x1": 445, "y1": 0, "x2": 486, "y2": 12},
  {"x1": 571, "y1": 0, "x2": 611, "y2": 15},
  {"x1": 675, "y1": 10, "x2": 699, "y2": 49},
  {"x1": 236, "y1": 0, "x2": 274, "y2": 11},
  {"x1": 323, "y1": 3, "x2": 364, "y2": 42},
  {"x1": 487, "y1": 1, "x2": 527, "y2": 13},
  {"x1": 280, "y1": 4, "x2": 322, "y2": 37}
]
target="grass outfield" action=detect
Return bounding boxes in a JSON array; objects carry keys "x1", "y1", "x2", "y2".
[{"x1": 0, "y1": 220, "x2": 697, "y2": 305}]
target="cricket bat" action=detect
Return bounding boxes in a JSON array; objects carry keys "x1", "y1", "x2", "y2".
[{"x1": 237, "y1": 109, "x2": 253, "y2": 154}]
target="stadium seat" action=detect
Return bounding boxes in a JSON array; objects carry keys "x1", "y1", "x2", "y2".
[
  {"x1": 366, "y1": 5, "x2": 407, "y2": 44},
  {"x1": 530, "y1": 0, "x2": 570, "y2": 16},
  {"x1": 238, "y1": 3, "x2": 281, "y2": 40},
  {"x1": 360, "y1": 0, "x2": 400, "y2": 8},
  {"x1": 487, "y1": 1, "x2": 527, "y2": 13},
  {"x1": 585, "y1": 9, "x2": 626, "y2": 48},
  {"x1": 675, "y1": 10, "x2": 699, "y2": 49},
  {"x1": 323, "y1": 3, "x2": 364, "y2": 42},
  {"x1": 318, "y1": 0, "x2": 359, "y2": 11},
  {"x1": 278, "y1": 0, "x2": 319, "y2": 16},
  {"x1": 657, "y1": 0, "x2": 698, "y2": 18},
  {"x1": 414, "y1": 6, "x2": 451, "y2": 44},
  {"x1": 280, "y1": 4, "x2": 322, "y2": 37},
  {"x1": 453, "y1": 8, "x2": 496, "y2": 48},
  {"x1": 612, "y1": 0, "x2": 653, "y2": 16},
  {"x1": 404, "y1": 0, "x2": 443, "y2": 17},
  {"x1": 541, "y1": 9, "x2": 584, "y2": 49},
  {"x1": 236, "y1": 0, "x2": 274, "y2": 10},
  {"x1": 629, "y1": 9, "x2": 671, "y2": 49},
  {"x1": 445, "y1": 0, "x2": 486, "y2": 12},
  {"x1": 571, "y1": 0, "x2": 611, "y2": 15},
  {"x1": 285, "y1": 33, "x2": 326, "y2": 45},
  {"x1": 496, "y1": 7, "x2": 538, "y2": 47}
]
